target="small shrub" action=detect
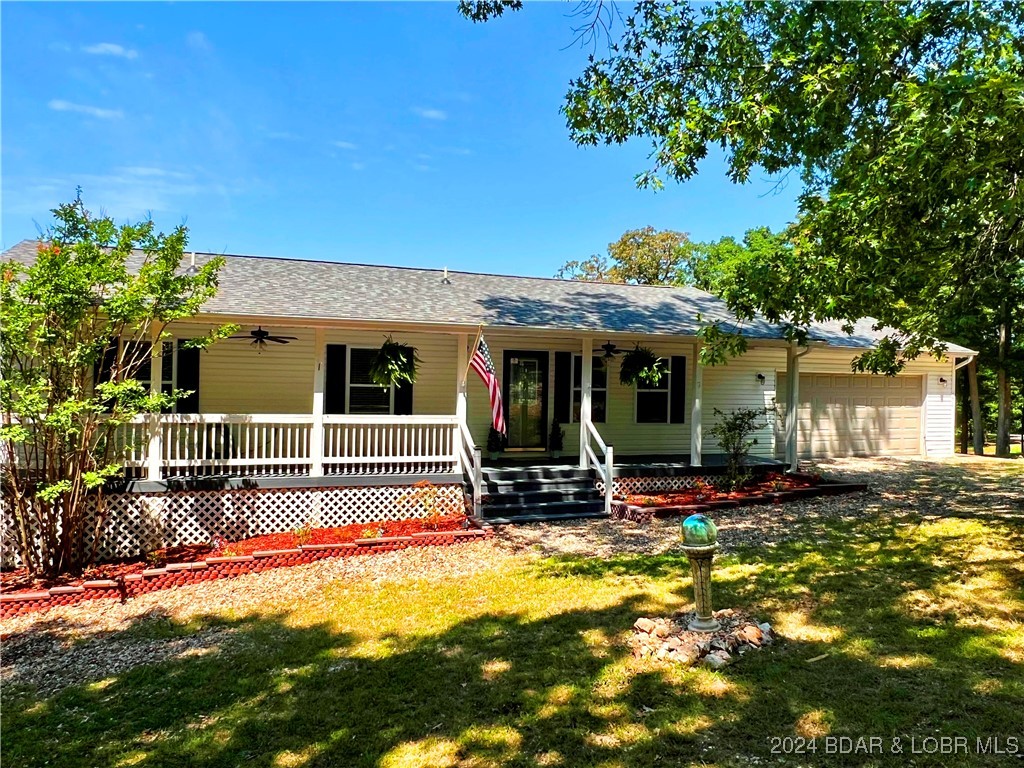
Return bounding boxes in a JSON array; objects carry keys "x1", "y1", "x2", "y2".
[
  {"x1": 709, "y1": 407, "x2": 769, "y2": 492},
  {"x1": 398, "y1": 480, "x2": 463, "y2": 530}
]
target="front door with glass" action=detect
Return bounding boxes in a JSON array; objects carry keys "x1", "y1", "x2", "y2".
[{"x1": 503, "y1": 351, "x2": 549, "y2": 450}]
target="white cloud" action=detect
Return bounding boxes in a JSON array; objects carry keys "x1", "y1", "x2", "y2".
[
  {"x1": 351, "y1": 162, "x2": 366, "y2": 172},
  {"x1": 186, "y1": 31, "x2": 212, "y2": 51},
  {"x1": 332, "y1": 140, "x2": 358, "y2": 150},
  {"x1": 82, "y1": 42, "x2": 138, "y2": 59},
  {"x1": 48, "y1": 99, "x2": 123, "y2": 120},
  {"x1": 5, "y1": 166, "x2": 237, "y2": 221},
  {"x1": 413, "y1": 107, "x2": 447, "y2": 121}
]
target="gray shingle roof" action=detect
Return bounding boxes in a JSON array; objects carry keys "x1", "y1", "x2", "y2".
[{"x1": 3, "y1": 239, "x2": 975, "y2": 353}]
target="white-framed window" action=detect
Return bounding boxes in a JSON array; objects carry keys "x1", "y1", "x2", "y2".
[
  {"x1": 346, "y1": 347, "x2": 394, "y2": 414},
  {"x1": 108, "y1": 340, "x2": 178, "y2": 412},
  {"x1": 571, "y1": 355, "x2": 607, "y2": 423},
  {"x1": 635, "y1": 357, "x2": 671, "y2": 424}
]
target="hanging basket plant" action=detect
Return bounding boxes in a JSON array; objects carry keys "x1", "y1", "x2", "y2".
[
  {"x1": 619, "y1": 343, "x2": 668, "y2": 387},
  {"x1": 369, "y1": 336, "x2": 421, "y2": 387}
]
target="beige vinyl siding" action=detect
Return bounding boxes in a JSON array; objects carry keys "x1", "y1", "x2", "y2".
[
  {"x1": 323, "y1": 329, "x2": 458, "y2": 416},
  {"x1": 168, "y1": 323, "x2": 457, "y2": 416},
  {"x1": 466, "y1": 333, "x2": 696, "y2": 457},
  {"x1": 923, "y1": 370, "x2": 956, "y2": 456},
  {"x1": 701, "y1": 346, "x2": 784, "y2": 458},
  {"x1": 174, "y1": 322, "x2": 316, "y2": 413}
]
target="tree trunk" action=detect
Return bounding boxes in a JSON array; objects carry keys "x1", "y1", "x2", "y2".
[
  {"x1": 959, "y1": 366, "x2": 970, "y2": 454},
  {"x1": 996, "y1": 303, "x2": 1012, "y2": 457},
  {"x1": 968, "y1": 358, "x2": 985, "y2": 455}
]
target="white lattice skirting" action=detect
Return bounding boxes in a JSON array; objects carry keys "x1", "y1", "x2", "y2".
[
  {"x1": 3, "y1": 484, "x2": 467, "y2": 564},
  {"x1": 598, "y1": 475, "x2": 721, "y2": 496}
]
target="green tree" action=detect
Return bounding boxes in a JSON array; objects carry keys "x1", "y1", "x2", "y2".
[
  {"x1": 463, "y1": 1, "x2": 1024, "y2": 455},
  {"x1": 1, "y1": 195, "x2": 233, "y2": 575},
  {"x1": 557, "y1": 226, "x2": 692, "y2": 284}
]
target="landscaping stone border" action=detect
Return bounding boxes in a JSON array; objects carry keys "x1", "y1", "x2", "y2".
[
  {"x1": 0, "y1": 527, "x2": 493, "y2": 620},
  {"x1": 611, "y1": 479, "x2": 868, "y2": 524}
]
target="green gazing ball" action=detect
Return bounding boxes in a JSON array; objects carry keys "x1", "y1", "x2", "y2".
[{"x1": 681, "y1": 513, "x2": 718, "y2": 546}]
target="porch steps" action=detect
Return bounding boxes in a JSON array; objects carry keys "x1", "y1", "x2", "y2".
[{"x1": 477, "y1": 466, "x2": 607, "y2": 523}]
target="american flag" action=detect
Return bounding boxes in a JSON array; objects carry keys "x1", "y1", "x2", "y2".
[{"x1": 469, "y1": 335, "x2": 505, "y2": 434}]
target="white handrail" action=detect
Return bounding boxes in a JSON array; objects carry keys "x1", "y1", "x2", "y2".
[
  {"x1": 457, "y1": 421, "x2": 482, "y2": 518},
  {"x1": 583, "y1": 418, "x2": 614, "y2": 516}
]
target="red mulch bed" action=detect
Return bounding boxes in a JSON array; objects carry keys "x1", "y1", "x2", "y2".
[
  {"x1": 621, "y1": 472, "x2": 817, "y2": 508},
  {"x1": 217, "y1": 514, "x2": 468, "y2": 556},
  {"x1": 1, "y1": 515, "x2": 468, "y2": 594}
]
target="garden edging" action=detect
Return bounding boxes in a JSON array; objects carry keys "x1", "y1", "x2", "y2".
[
  {"x1": 0, "y1": 527, "x2": 493, "y2": 620},
  {"x1": 611, "y1": 481, "x2": 868, "y2": 523}
]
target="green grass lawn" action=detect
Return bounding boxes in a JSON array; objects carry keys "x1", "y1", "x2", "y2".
[{"x1": 5, "y1": 468, "x2": 1023, "y2": 767}]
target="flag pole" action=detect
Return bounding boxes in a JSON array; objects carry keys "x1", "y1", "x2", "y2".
[{"x1": 462, "y1": 324, "x2": 484, "y2": 386}]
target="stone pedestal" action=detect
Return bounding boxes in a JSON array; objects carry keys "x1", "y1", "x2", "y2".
[{"x1": 682, "y1": 543, "x2": 720, "y2": 633}]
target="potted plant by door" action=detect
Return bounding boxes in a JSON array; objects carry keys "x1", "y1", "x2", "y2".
[
  {"x1": 549, "y1": 418, "x2": 565, "y2": 459},
  {"x1": 487, "y1": 427, "x2": 504, "y2": 461}
]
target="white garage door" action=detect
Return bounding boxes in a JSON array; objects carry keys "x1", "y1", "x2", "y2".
[{"x1": 777, "y1": 374, "x2": 923, "y2": 458}]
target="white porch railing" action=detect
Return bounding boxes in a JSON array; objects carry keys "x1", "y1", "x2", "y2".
[
  {"x1": 110, "y1": 413, "x2": 462, "y2": 480},
  {"x1": 583, "y1": 419, "x2": 614, "y2": 515},
  {"x1": 323, "y1": 414, "x2": 459, "y2": 475}
]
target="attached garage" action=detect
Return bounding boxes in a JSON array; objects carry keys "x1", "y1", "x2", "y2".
[{"x1": 777, "y1": 374, "x2": 923, "y2": 458}]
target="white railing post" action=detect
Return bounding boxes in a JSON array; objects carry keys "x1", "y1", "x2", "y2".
[
  {"x1": 146, "y1": 416, "x2": 162, "y2": 481},
  {"x1": 579, "y1": 337, "x2": 592, "y2": 468},
  {"x1": 147, "y1": 331, "x2": 163, "y2": 481},
  {"x1": 604, "y1": 445, "x2": 614, "y2": 515},
  {"x1": 473, "y1": 447, "x2": 483, "y2": 518},
  {"x1": 310, "y1": 328, "x2": 326, "y2": 476}
]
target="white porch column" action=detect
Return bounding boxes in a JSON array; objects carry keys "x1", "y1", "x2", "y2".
[
  {"x1": 579, "y1": 337, "x2": 592, "y2": 468},
  {"x1": 146, "y1": 330, "x2": 163, "y2": 482},
  {"x1": 455, "y1": 333, "x2": 469, "y2": 474},
  {"x1": 310, "y1": 327, "x2": 326, "y2": 476},
  {"x1": 690, "y1": 345, "x2": 703, "y2": 467},
  {"x1": 785, "y1": 340, "x2": 801, "y2": 472},
  {"x1": 456, "y1": 333, "x2": 468, "y2": 424}
]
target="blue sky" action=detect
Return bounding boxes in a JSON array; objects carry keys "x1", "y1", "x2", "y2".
[{"x1": 2, "y1": 2, "x2": 799, "y2": 276}]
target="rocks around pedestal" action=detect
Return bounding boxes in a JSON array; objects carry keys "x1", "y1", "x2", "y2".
[{"x1": 630, "y1": 610, "x2": 776, "y2": 668}]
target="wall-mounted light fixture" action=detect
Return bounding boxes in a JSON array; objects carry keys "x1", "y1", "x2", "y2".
[
  {"x1": 938, "y1": 377, "x2": 949, "y2": 387},
  {"x1": 756, "y1": 373, "x2": 767, "y2": 385}
]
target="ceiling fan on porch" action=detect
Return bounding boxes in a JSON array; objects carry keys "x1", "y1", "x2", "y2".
[
  {"x1": 229, "y1": 326, "x2": 298, "y2": 352},
  {"x1": 600, "y1": 340, "x2": 623, "y2": 359}
]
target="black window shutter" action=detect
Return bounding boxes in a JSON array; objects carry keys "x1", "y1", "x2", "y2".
[
  {"x1": 324, "y1": 344, "x2": 347, "y2": 414},
  {"x1": 670, "y1": 355, "x2": 687, "y2": 423},
  {"x1": 93, "y1": 342, "x2": 117, "y2": 388},
  {"x1": 554, "y1": 351, "x2": 571, "y2": 423},
  {"x1": 176, "y1": 341, "x2": 201, "y2": 413},
  {"x1": 394, "y1": 380, "x2": 414, "y2": 415}
]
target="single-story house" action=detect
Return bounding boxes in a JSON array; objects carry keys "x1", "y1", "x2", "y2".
[{"x1": 3, "y1": 241, "x2": 974, "y2": 557}]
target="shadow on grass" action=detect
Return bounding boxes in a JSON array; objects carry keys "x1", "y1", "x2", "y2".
[{"x1": 4, "y1": 509, "x2": 1023, "y2": 767}]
